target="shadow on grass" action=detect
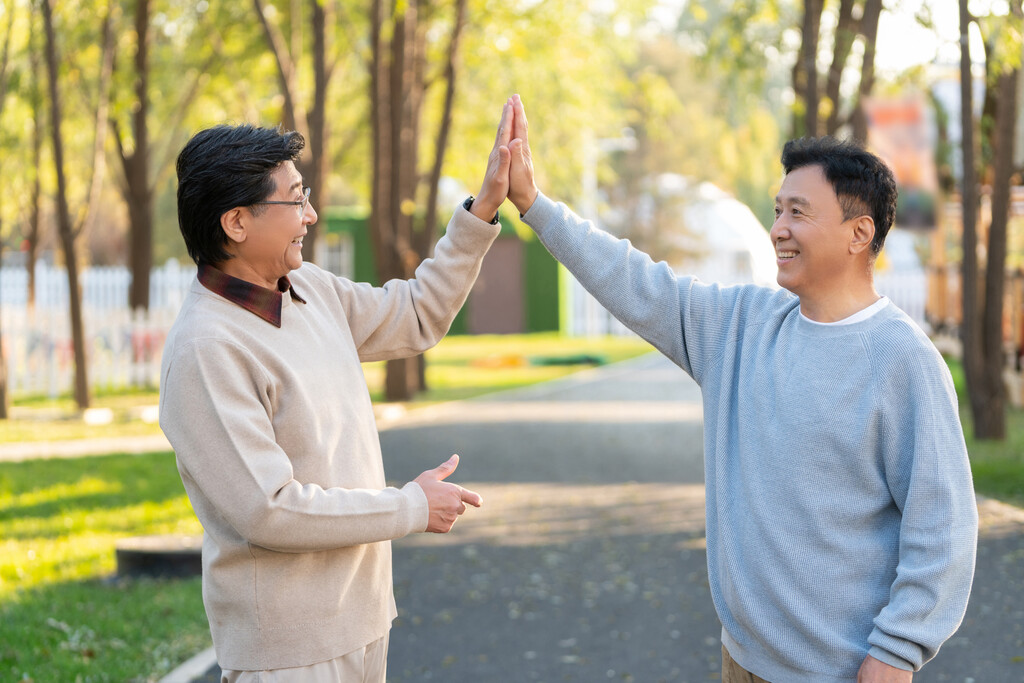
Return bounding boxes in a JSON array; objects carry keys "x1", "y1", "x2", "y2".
[{"x1": 0, "y1": 452, "x2": 186, "y2": 524}]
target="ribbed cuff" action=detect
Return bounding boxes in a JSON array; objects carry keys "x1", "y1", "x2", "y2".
[{"x1": 400, "y1": 481, "x2": 430, "y2": 535}]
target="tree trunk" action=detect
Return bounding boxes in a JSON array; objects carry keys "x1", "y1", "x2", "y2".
[
  {"x1": 824, "y1": 0, "x2": 857, "y2": 136},
  {"x1": 42, "y1": 0, "x2": 90, "y2": 410},
  {"x1": 958, "y1": 0, "x2": 985, "y2": 437},
  {"x1": 301, "y1": 0, "x2": 331, "y2": 262},
  {"x1": 27, "y1": 7, "x2": 43, "y2": 311},
  {"x1": 127, "y1": 0, "x2": 153, "y2": 311},
  {"x1": 793, "y1": 0, "x2": 824, "y2": 138},
  {"x1": 0, "y1": 11, "x2": 13, "y2": 418},
  {"x1": 0, "y1": 222, "x2": 7, "y2": 419},
  {"x1": 421, "y1": 0, "x2": 467, "y2": 256},
  {"x1": 254, "y1": 0, "x2": 301, "y2": 132},
  {"x1": 370, "y1": 1, "x2": 467, "y2": 401},
  {"x1": 850, "y1": 0, "x2": 882, "y2": 143},
  {"x1": 253, "y1": 0, "x2": 333, "y2": 262},
  {"x1": 974, "y1": 56, "x2": 1018, "y2": 440}
]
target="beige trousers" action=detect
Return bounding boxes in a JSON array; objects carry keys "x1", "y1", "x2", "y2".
[
  {"x1": 722, "y1": 644, "x2": 772, "y2": 683},
  {"x1": 220, "y1": 634, "x2": 389, "y2": 683}
]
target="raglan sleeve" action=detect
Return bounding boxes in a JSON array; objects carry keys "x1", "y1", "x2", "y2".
[
  {"x1": 521, "y1": 192, "x2": 745, "y2": 382},
  {"x1": 866, "y1": 344, "x2": 978, "y2": 671}
]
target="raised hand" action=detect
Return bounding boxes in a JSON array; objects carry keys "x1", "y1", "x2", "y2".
[
  {"x1": 470, "y1": 99, "x2": 514, "y2": 222},
  {"x1": 413, "y1": 454, "x2": 483, "y2": 534},
  {"x1": 508, "y1": 93, "x2": 539, "y2": 215}
]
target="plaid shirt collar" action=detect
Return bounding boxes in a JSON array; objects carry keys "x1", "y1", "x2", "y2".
[{"x1": 197, "y1": 264, "x2": 306, "y2": 328}]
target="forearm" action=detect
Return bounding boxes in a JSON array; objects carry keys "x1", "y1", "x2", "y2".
[
  {"x1": 870, "y1": 393, "x2": 978, "y2": 669},
  {"x1": 161, "y1": 342, "x2": 430, "y2": 552},
  {"x1": 521, "y1": 192, "x2": 688, "y2": 362},
  {"x1": 173, "y1": 425, "x2": 430, "y2": 552},
  {"x1": 345, "y1": 203, "x2": 501, "y2": 361}
]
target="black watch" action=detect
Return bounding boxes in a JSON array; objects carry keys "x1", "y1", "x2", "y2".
[{"x1": 464, "y1": 196, "x2": 500, "y2": 225}]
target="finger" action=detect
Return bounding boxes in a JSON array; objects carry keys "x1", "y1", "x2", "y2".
[
  {"x1": 512, "y1": 94, "x2": 528, "y2": 145},
  {"x1": 495, "y1": 100, "x2": 513, "y2": 149},
  {"x1": 509, "y1": 139, "x2": 528, "y2": 174},
  {"x1": 496, "y1": 145, "x2": 511, "y2": 176},
  {"x1": 459, "y1": 485, "x2": 483, "y2": 507},
  {"x1": 432, "y1": 454, "x2": 459, "y2": 481}
]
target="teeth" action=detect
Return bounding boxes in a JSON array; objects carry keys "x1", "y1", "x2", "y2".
[{"x1": 777, "y1": 251, "x2": 796, "y2": 259}]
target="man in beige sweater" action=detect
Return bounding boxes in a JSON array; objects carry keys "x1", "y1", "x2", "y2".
[{"x1": 159, "y1": 102, "x2": 515, "y2": 681}]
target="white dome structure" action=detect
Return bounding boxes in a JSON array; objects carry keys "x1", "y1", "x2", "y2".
[{"x1": 669, "y1": 180, "x2": 779, "y2": 289}]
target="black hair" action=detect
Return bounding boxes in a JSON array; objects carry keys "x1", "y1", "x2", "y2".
[
  {"x1": 780, "y1": 136, "x2": 898, "y2": 254},
  {"x1": 175, "y1": 124, "x2": 305, "y2": 265}
]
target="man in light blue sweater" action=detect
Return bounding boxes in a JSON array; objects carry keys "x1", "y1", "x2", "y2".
[{"x1": 502, "y1": 95, "x2": 977, "y2": 682}]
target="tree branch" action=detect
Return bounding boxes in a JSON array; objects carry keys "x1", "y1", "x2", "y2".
[{"x1": 253, "y1": 0, "x2": 306, "y2": 133}]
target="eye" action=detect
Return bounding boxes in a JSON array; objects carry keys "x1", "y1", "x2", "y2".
[{"x1": 774, "y1": 206, "x2": 782, "y2": 218}]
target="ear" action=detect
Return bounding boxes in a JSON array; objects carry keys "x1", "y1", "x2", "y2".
[
  {"x1": 220, "y1": 208, "x2": 248, "y2": 247},
  {"x1": 849, "y1": 215, "x2": 875, "y2": 256}
]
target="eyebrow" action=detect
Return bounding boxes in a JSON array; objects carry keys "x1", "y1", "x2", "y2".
[
  {"x1": 288, "y1": 180, "x2": 303, "y2": 193},
  {"x1": 775, "y1": 195, "x2": 812, "y2": 208}
]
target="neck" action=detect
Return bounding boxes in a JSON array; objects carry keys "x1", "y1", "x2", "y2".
[
  {"x1": 798, "y1": 279, "x2": 880, "y2": 323},
  {"x1": 216, "y1": 258, "x2": 280, "y2": 291}
]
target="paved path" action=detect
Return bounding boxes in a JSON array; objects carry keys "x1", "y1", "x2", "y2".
[
  {"x1": 381, "y1": 354, "x2": 714, "y2": 682},
  {"x1": 94, "y1": 353, "x2": 1022, "y2": 681}
]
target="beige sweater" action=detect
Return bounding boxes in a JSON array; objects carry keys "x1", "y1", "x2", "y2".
[{"x1": 159, "y1": 206, "x2": 500, "y2": 670}]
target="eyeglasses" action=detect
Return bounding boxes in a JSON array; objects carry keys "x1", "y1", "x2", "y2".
[{"x1": 253, "y1": 186, "x2": 311, "y2": 215}]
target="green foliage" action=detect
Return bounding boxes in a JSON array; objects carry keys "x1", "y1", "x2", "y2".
[{"x1": 1, "y1": 0, "x2": 794, "y2": 268}]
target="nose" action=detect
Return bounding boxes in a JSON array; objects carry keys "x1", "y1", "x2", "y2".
[
  {"x1": 769, "y1": 215, "x2": 789, "y2": 244},
  {"x1": 304, "y1": 202, "x2": 318, "y2": 225}
]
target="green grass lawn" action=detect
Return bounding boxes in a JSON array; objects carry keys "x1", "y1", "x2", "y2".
[
  {"x1": 0, "y1": 452, "x2": 207, "y2": 682},
  {"x1": 944, "y1": 357, "x2": 1024, "y2": 507},
  {"x1": 2, "y1": 333, "x2": 654, "y2": 444},
  {"x1": 0, "y1": 333, "x2": 654, "y2": 680}
]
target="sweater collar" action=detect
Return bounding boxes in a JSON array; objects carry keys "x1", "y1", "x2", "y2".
[{"x1": 197, "y1": 264, "x2": 306, "y2": 328}]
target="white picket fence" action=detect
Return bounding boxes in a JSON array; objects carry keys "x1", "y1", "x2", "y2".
[
  {"x1": 0, "y1": 237, "x2": 358, "y2": 399},
  {"x1": 1, "y1": 260, "x2": 197, "y2": 398}
]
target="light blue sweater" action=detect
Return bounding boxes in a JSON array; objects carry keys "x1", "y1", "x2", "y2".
[{"x1": 523, "y1": 194, "x2": 978, "y2": 681}]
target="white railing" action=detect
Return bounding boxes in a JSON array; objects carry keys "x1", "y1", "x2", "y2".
[
  {"x1": 1, "y1": 239, "x2": 355, "y2": 399},
  {"x1": 875, "y1": 268, "x2": 929, "y2": 333},
  {"x1": 1, "y1": 260, "x2": 197, "y2": 398}
]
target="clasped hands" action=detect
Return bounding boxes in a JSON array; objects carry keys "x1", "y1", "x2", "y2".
[{"x1": 468, "y1": 94, "x2": 540, "y2": 224}]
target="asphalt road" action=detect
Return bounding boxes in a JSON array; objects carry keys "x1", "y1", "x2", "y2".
[{"x1": 193, "y1": 353, "x2": 1024, "y2": 682}]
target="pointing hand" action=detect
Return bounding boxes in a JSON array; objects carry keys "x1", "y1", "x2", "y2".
[{"x1": 413, "y1": 454, "x2": 483, "y2": 534}]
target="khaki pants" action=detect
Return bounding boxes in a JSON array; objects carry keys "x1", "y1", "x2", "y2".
[
  {"x1": 722, "y1": 644, "x2": 771, "y2": 683},
  {"x1": 221, "y1": 634, "x2": 389, "y2": 683}
]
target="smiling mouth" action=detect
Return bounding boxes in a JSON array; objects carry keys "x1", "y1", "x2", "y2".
[
  {"x1": 291, "y1": 236, "x2": 304, "y2": 246},
  {"x1": 777, "y1": 250, "x2": 798, "y2": 261}
]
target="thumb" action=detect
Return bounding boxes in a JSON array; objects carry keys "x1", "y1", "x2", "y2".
[
  {"x1": 510, "y1": 138, "x2": 523, "y2": 165},
  {"x1": 496, "y1": 145, "x2": 511, "y2": 175},
  {"x1": 432, "y1": 454, "x2": 459, "y2": 481}
]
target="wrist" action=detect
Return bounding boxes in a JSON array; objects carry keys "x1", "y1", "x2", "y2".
[
  {"x1": 464, "y1": 195, "x2": 500, "y2": 224},
  {"x1": 513, "y1": 187, "x2": 539, "y2": 216}
]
